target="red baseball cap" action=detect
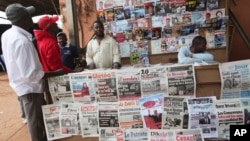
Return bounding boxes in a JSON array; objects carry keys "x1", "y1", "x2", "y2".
[{"x1": 38, "y1": 15, "x2": 58, "y2": 30}]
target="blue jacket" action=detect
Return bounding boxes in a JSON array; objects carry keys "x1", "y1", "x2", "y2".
[{"x1": 60, "y1": 43, "x2": 79, "y2": 70}]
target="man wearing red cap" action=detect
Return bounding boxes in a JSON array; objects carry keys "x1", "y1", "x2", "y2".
[{"x1": 34, "y1": 15, "x2": 71, "y2": 73}]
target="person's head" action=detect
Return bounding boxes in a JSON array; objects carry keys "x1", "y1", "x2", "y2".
[
  {"x1": 57, "y1": 32, "x2": 67, "y2": 47},
  {"x1": 206, "y1": 13, "x2": 211, "y2": 20},
  {"x1": 38, "y1": 15, "x2": 60, "y2": 36},
  {"x1": 190, "y1": 36, "x2": 207, "y2": 53},
  {"x1": 224, "y1": 79, "x2": 232, "y2": 88},
  {"x1": 216, "y1": 11, "x2": 223, "y2": 18},
  {"x1": 5, "y1": 3, "x2": 35, "y2": 30},
  {"x1": 92, "y1": 20, "x2": 105, "y2": 38}
]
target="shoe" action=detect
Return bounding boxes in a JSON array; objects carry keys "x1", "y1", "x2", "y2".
[{"x1": 22, "y1": 118, "x2": 27, "y2": 124}]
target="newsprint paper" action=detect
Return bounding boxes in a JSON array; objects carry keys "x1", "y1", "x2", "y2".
[
  {"x1": 79, "y1": 104, "x2": 99, "y2": 138},
  {"x1": 240, "y1": 98, "x2": 250, "y2": 125},
  {"x1": 187, "y1": 96, "x2": 218, "y2": 138},
  {"x1": 219, "y1": 59, "x2": 250, "y2": 99},
  {"x1": 48, "y1": 75, "x2": 73, "y2": 103},
  {"x1": 214, "y1": 99, "x2": 244, "y2": 139},
  {"x1": 124, "y1": 128, "x2": 149, "y2": 141},
  {"x1": 99, "y1": 127, "x2": 124, "y2": 141},
  {"x1": 42, "y1": 104, "x2": 71, "y2": 141},
  {"x1": 167, "y1": 64, "x2": 196, "y2": 97},
  {"x1": 139, "y1": 93, "x2": 164, "y2": 129},
  {"x1": 116, "y1": 70, "x2": 142, "y2": 101},
  {"x1": 140, "y1": 66, "x2": 168, "y2": 97},
  {"x1": 69, "y1": 72, "x2": 95, "y2": 103},
  {"x1": 118, "y1": 100, "x2": 143, "y2": 129},
  {"x1": 162, "y1": 96, "x2": 186, "y2": 129},
  {"x1": 99, "y1": 102, "x2": 119, "y2": 127},
  {"x1": 93, "y1": 71, "x2": 118, "y2": 102}
]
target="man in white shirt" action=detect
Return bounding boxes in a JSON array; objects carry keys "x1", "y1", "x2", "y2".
[
  {"x1": 2, "y1": 3, "x2": 64, "y2": 141},
  {"x1": 86, "y1": 20, "x2": 121, "y2": 69}
]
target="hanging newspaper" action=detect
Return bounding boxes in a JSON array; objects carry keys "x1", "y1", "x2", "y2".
[
  {"x1": 174, "y1": 128, "x2": 204, "y2": 141},
  {"x1": 93, "y1": 70, "x2": 118, "y2": 102},
  {"x1": 47, "y1": 75, "x2": 73, "y2": 103},
  {"x1": 42, "y1": 104, "x2": 71, "y2": 140},
  {"x1": 124, "y1": 128, "x2": 149, "y2": 141},
  {"x1": 240, "y1": 98, "x2": 250, "y2": 125},
  {"x1": 99, "y1": 102, "x2": 119, "y2": 127},
  {"x1": 69, "y1": 72, "x2": 96, "y2": 104},
  {"x1": 162, "y1": 96, "x2": 186, "y2": 129},
  {"x1": 187, "y1": 96, "x2": 218, "y2": 138},
  {"x1": 116, "y1": 70, "x2": 142, "y2": 101},
  {"x1": 167, "y1": 64, "x2": 196, "y2": 97},
  {"x1": 140, "y1": 66, "x2": 168, "y2": 97},
  {"x1": 99, "y1": 127, "x2": 124, "y2": 141},
  {"x1": 139, "y1": 93, "x2": 164, "y2": 129},
  {"x1": 149, "y1": 129, "x2": 175, "y2": 141},
  {"x1": 214, "y1": 99, "x2": 244, "y2": 139},
  {"x1": 219, "y1": 59, "x2": 250, "y2": 99},
  {"x1": 60, "y1": 103, "x2": 81, "y2": 135},
  {"x1": 118, "y1": 100, "x2": 143, "y2": 129},
  {"x1": 79, "y1": 104, "x2": 99, "y2": 138}
]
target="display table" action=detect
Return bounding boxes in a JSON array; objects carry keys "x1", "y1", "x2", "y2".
[{"x1": 57, "y1": 64, "x2": 225, "y2": 141}]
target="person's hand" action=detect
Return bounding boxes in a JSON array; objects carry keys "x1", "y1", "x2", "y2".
[
  {"x1": 112, "y1": 62, "x2": 121, "y2": 69},
  {"x1": 54, "y1": 69, "x2": 66, "y2": 75},
  {"x1": 187, "y1": 54, "x2": 193, "y2": 58},
  {"x1": 88, "y1": 64, "x2": 96, "y2": 70}
]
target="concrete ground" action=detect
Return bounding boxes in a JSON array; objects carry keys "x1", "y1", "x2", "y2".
[{"x1": 0, "y1": 72, "x2": 30, "y2": 141}]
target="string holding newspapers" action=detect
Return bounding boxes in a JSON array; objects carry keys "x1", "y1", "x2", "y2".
[{"x1": 44, "y1": 59, "x2": 250, "y2": 140}]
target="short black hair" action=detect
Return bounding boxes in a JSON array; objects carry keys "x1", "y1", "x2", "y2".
[
  {"x1": 191, "y1": 36, "x2": 207, "y2": 47},
  {"x1": 93, "y1": 20, "x2": 104, "y2": 28},
  {"x1": 56, "y1": 32, "x2": 66, "y2": 37},
  {"x1": 216, "y1": 11, "x2": 223, "y2": 16}
]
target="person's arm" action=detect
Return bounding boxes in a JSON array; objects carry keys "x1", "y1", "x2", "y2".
[
  {"x1": 46, "y1": 42, "x2": 71, "y2": 73},
  {"x1": 85, "y1": 40, "x2": 95, "y2": 69},
  {"x1": 192, "y1": 52, "x2": 214, "y2": 62},
  {"x1": 111, "y1": 38, "x2": 121, "y2": 68},
  {"x1": 178, "y1": 47, "x2": 203, "y2": 64}
]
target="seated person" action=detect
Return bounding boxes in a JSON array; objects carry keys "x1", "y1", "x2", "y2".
[
  {"x1": 86, "y1": 20, "x2": 121, "y2": 69},
  {"x1": 178, "y1": 36, "x2": 214, "y2": 64}
]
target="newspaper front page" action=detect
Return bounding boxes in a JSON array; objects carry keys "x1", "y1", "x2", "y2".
[
  {"x1": 60, "y1": 103, "x2": 81, "y2": 135},
  {"x1": 79, "y1": 104, "x2": 99, "y2": 138},
  {"x1": 124, "y1": 128, "x2": 149, "y2": 141},
  {"x1": 116, "y1": 70, "x2": 142, "y2": 101},
  {"x1": 48, "y1": 75, "x2": 73, "y2": 103},
  {"x1": 149, "y1": 129, "x2": 175, "y2": 141},
  {"x1": 42, "y1": 104, "x2": 71, "y2": 140},
  {"x1": 140, "y1": 66, "x2": 168, "y2": 97},
  {"x1": 162, "y1": 96, "x2": 186, "y2": 129},
  {"x1": 219, "y1": 59, "x2": 250, "y2": 99},
  {"x1": 174, "y1": 128, "x2": 204, "y2": 141},
  {"x1": 99, "y1": 102, "x2": 119, "y2": 127},
  {"x1": 187, "y1": 97, "x2": 218, "y2": 138},
  {"x1": 118, "y1": 100, "x2": 143, "y2": 129},
  {"x1": 240, "y1": 98, "x2": 250, "y2": 125},
  {"x1": 214, "y1": 99, "x2": 244, "y2": 139},
  {"x1": 93, "y1": 70, "x2": 118, "y2": 102},
  {"x1": 139, "y1": 93, "x2": 164, "y2": 129},
  {"x1": 99, "y1": 127, "x2": 124, "y2": 141},
  {"x1": 69, "y1": 72, "x2": 96, "y2": 103},
  {"x1": 167, "y1": 64, "x2": 196, "y2": 97}
]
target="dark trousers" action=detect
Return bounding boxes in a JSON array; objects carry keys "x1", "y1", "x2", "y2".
[
  {"x1": 19, "y1": 93, "x2": 47, "y2": 141},
  {"x1": 18, "y1": 96, "x2": 25, "y2": 119}
]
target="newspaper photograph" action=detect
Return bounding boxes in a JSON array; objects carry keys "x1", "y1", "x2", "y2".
[
  {"x1": 174, "y1": 128, "x2": 204, "y2": 141},
  {"x1": 69, "y1": 72, "x2": 96, "y2": 104},
  {"x1": 167, "y1": 64, "x2": 196, "y2": 97},
  {"x1": 124, "y1": 128, "x2": 149, "y2": 141},
  {"x1": 219, "y1": 59, "x2": 250, "y2": 99},
  {"x1": 48, "y1": 75, "x2": 73, "y2": 103},
  {"x1": 118, "y1": 100, "x2": 143, "y2": 129},
  {"x1": 140, "y1": 66, "x2": 168, "y2": 97},
  {"x1": 139, "y1": 93, "x2": 164, "y2": 129},
  {"x1": 79, "y1": 104, "x2": 99, "y2": 138},
  {"x1": 93, "y1": 70, "x2": 118, "y2": 102},
  {"x1": 240, "y1": 98, "x2": 250, "y2": 125},
  {"x1": 216, "y1": 108, "x2": 244, "y2": 139},
  {"x1": 162, "y1": 96, "x2": 186, "y2": 129},
  {"x1": 60, "y1": 103, "x2": 81, "y2": 135},
  {"x1": 116, "y1": 70, "x2": 142, "y2": 101},
  {"x1": 99, "y1": 102, "x2": 119, "y2": 127},
  {"x1": 187, "y1": 97, "x2": 218, "y2": 138},
  {"x1": 149, "y1": 129, "x2": 175, "y2": 141},
  {"x1": 42, "y1": 104, "x2": 71, "y2": 140},
  {"x1": 99, "y1": 127, "x2": 124, "y2": 141}
]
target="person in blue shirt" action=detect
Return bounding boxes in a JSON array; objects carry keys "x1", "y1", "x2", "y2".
[
  {"x1": 57, "y1": 32, "x2": 79, "y2": 70},
  {"x1": 178, "y1": 36, "x2": 214, "y2": 64}
]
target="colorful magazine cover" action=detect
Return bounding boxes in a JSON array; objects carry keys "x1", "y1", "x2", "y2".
[
  {"x1": 114, "y1": 6, "x2": 125, "y2": 21},
  {"x1": 155, "y1": 1, "x2": 167, "y2": 16},
  {"x1": 105, "y1": 8, "x2": 114, "y2": 22},
  {"x1": 97, "y1": 10, "x2": 106, "y2": 23},
  {"x1": 143, "y1": 28, "x2": 152, "y2": 40},
  {"x1": 196, "y1": 0, "x2": 207, "y2": 11},
  {"x1": 103, "y1": 0, "x2": 114, "y2": 9},
  {"x1": 144, "y1": 2, "x2": 155, "y2": 17},
  {"x1": 119, "y1": 42, "x2": 130, "y2": 57},
  {"x1": 134, "y1": 5, "x2": 145, "y2": 19},
  {"x1": 163, "y1": 15, "x2": 173, "y2": 28},
  {"x1": 124, "y1": 7, "x2": 131, "y2": 19},
  {"x1": 173, "y1": 0, "x2": 186, "y2": 14},
  {"x1": 161, "y1": 38, "x2": 168, "y2": 53},
  {"x1": 113, "y1": 0, "x2": 123, "y2": 7},
  {"x1": 166, "y1": 37, "x2": 178, "y2": 52},
  {"x1": 214, "y1": 29, "x2": 226, "y2": 48},
  {"x1": 151, "y1": 39, "x2": 161, "y2": 54},
  {"x1": 151, "y1": 27, "x2": 162, "y2": 40},
  {"x1": 186, "y1": 0, "x2": 197, "y2": 11},
  {"x1": 162, "y1": 27, "x2": 172, "y2": 38},
  {"x1": 123, "y1": 0, "x2": 132, "y2": 7},
  {"x1": 205, "y1": 28, "x2": 215, "y2": 48},
  {"x1": 177, "y1": 36, "x2": 190, "y2": 48},
  {"x1": 152, "y1": 16, "x2": 163, "y2": 28},
  {"x1": 130, "y1": 52, "x2": 140, "y2": 65},
  {"x1": 137, "y1": 18, "x2": 149, "y2": 28},
  {"x1": 96, "y1": 0, "x2": 105, "y2": 10},
  {"x1": 206, "y1": 0, "x2": 218, "y2": 10}
]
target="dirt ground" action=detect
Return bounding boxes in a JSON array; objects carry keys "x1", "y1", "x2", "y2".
[{"x1": 0, "y1": 72, "x2": 30, "y2": 141}]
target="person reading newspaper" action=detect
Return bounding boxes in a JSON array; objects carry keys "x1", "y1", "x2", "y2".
[{"x1": 178, "y1": 36, "x2": 214, "y2": 64}]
